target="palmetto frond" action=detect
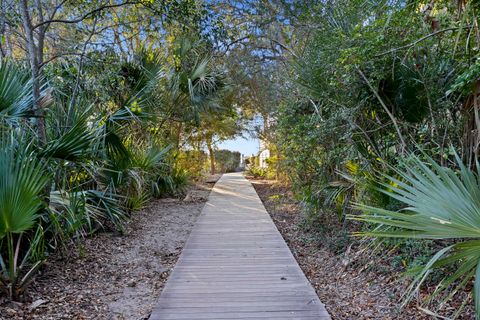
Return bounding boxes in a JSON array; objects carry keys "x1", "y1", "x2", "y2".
[
  {"x1": 49, "y1": 189, "x2": 126, "y2": 233},
  {"x1": 130, "y1": 144, "x2": 171, "y2": 172},
  {"x1": 0, "y1": 62, "x2": 34, "y2": 122},
  {"x1": 165, "y1": 37, "x2": 227, "y2": 123},
  {"x1": 0, "y1": 138, "x2": 49, "y2": 238},
  {"x1": 43, "y1": 121, "x2": 95, "y2": 161},
  {"x1": 187, "y1": 58, "x2": 225, "y2": 107},
  {"x1": 350, "y1": 153, "x2": 480, "y2": 316}
]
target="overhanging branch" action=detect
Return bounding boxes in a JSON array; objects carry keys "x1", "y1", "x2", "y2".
[{"x1": 32, "y1": 1, "x2": 137, "y2": 30}]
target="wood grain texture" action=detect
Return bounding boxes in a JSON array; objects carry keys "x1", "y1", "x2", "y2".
[{"x1": 150, "y1": 173, "x2": 330, "y2": 320}]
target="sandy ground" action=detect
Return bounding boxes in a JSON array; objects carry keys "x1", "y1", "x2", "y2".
[{"x1": 0, "y1": 180, "x2": 215, "y2": 320}]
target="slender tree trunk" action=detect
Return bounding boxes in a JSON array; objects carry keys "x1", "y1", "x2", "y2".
[
  {"x1": 71, "y1": 18, "x2": 97, "y2": 107},
  {"x1": 175, "y1": 122, "x2": 183, "y2": 149},
  {"x1": 34, "y1": 0, "x2": 45, "y2": 64},
  {"x1": 0, "y1": 0, "x2": 6, "y2": 58},
  {"x1": 262, "y1": 112, "x2": 269, "y2": 139},
  {"x1": 20, "y1": 0, "x2": 46, "y2": 144},
  {"x1": 206, "y1": 135, "x2": 215, "y2": 175},
  {"x1": 113, "y1": 29, "x2": 126, "y2": 57},
  {"x1": 357, "y1": 67, "x2": 406, "y2": 154},
  {"x1": 473, "y1": 81, "x2": 480, "y2": 164}
]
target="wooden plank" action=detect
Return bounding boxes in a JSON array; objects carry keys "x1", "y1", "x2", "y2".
[
  {"x1": 150, "y1": 173, "x2": 330, "y2": 320},
  {"x1": 155, "y1": 297, "x2": 318, "y2": 304},
  {"x1": 150, "y1": 311, "x2": 329, "y2": 320}
]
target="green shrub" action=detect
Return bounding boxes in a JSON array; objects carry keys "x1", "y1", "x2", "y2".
[
  {"x1": 155, "y1": 167, "x2": 190, "y2": 197},
  {"x1": 214, "y1": 149, "x2": 241, "y2": 173},
  {"x1": 247, "y1": 165, "x2": 267, "y2": 178}
]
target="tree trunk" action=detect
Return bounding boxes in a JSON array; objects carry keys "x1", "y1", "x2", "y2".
[
  {"x1": 175, "y1": 122, "x2": 183, "y2": 149},
  {"x1": 206, "y1": 136, "x2": 215, "y2": 175},
  {"x1": 473, "y1": 81, "x2": 480, "y2": 165},
  {"x1": 262, "y1": 112, "x2": 269, "y2": 140},
  {"x1": 20, "y1": 0, "x2": 46, "y2": 144},
  {"x1": 0, "y1": 0, "x2": 6, "y2": 58}
]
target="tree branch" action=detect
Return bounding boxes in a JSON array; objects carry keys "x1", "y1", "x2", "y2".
[
  {"x1": 44, "y1": 0, "x2": 69, "y2": 32},
  {"x1": 39, "y1": 52, "x2": 90, "y2": 68},
  {"x1": 375, "y1": 26, "x2": 471, "y2": 57},
  {"x1": 32, "y1": 1, "x2": 137, "y2": 30},
  {"x1": 356, "y1": 67, "x2": 406, "y2": 154}
]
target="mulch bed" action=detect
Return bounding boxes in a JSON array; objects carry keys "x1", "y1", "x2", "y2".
[{"x1": 249, "y1": 178, "x2": 474, "y2": 320}]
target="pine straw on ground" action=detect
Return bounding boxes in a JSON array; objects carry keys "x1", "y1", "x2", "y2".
[
  {"x1": 249, "y1": 178, "x2": 474, "y2": 320},
  {"x1": 0, "y1": 180, "x2": 215, "y2": 320}
]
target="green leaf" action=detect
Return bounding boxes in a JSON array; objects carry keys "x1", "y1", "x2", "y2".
[{"x1": 0, "y1": 138, "x2": 49, "y2": 238}]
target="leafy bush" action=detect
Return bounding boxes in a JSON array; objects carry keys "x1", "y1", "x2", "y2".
[
  {"x1": 175, "y1": 150, "x2": 209, "y2": 180},
  {"x1": 214, "y1": 149, "x2": 241, "y2": 173},
  {"x1": 246, "y1": 164, "x2": 267, "y2": 178},
  {"x1": 155, "y1": 167, "x2": 190, "y2": 197}
]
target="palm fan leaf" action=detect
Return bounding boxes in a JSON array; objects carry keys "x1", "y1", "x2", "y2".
[
  {"x1": 42, "y1": 121, "x2": 95, "y2": 162},
  {"x1": 0, "y1": 61, "x2": 34, "y2": 122},
  {"x1": 0, "y1": 138, "x2": 49, "y2": 238},
  {"x1": 42, "y1": 101, "x2": 100, "y2": 162},
  {"x1": 349, "y1": 153, "x2": 480, "y2": 317},
  {"x1": 130, "y1": 144, "x2": 171, "y2": 171}
]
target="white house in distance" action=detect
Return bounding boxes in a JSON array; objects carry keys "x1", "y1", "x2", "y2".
[
  {"x1": 239, "y1": 154, "x2": 246, "y2": 169},
  {"x1": 258, "y1": 139, "x2": 270, "y2": 168}
]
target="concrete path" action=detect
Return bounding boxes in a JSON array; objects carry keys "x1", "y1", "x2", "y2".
[{"x1": 150, "y1": 173, "x2": 330, "y2": 320}]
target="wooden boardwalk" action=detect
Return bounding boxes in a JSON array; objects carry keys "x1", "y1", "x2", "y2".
[{"x1": 150, "y1": 173, "x2": 330, "y2": 320}]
